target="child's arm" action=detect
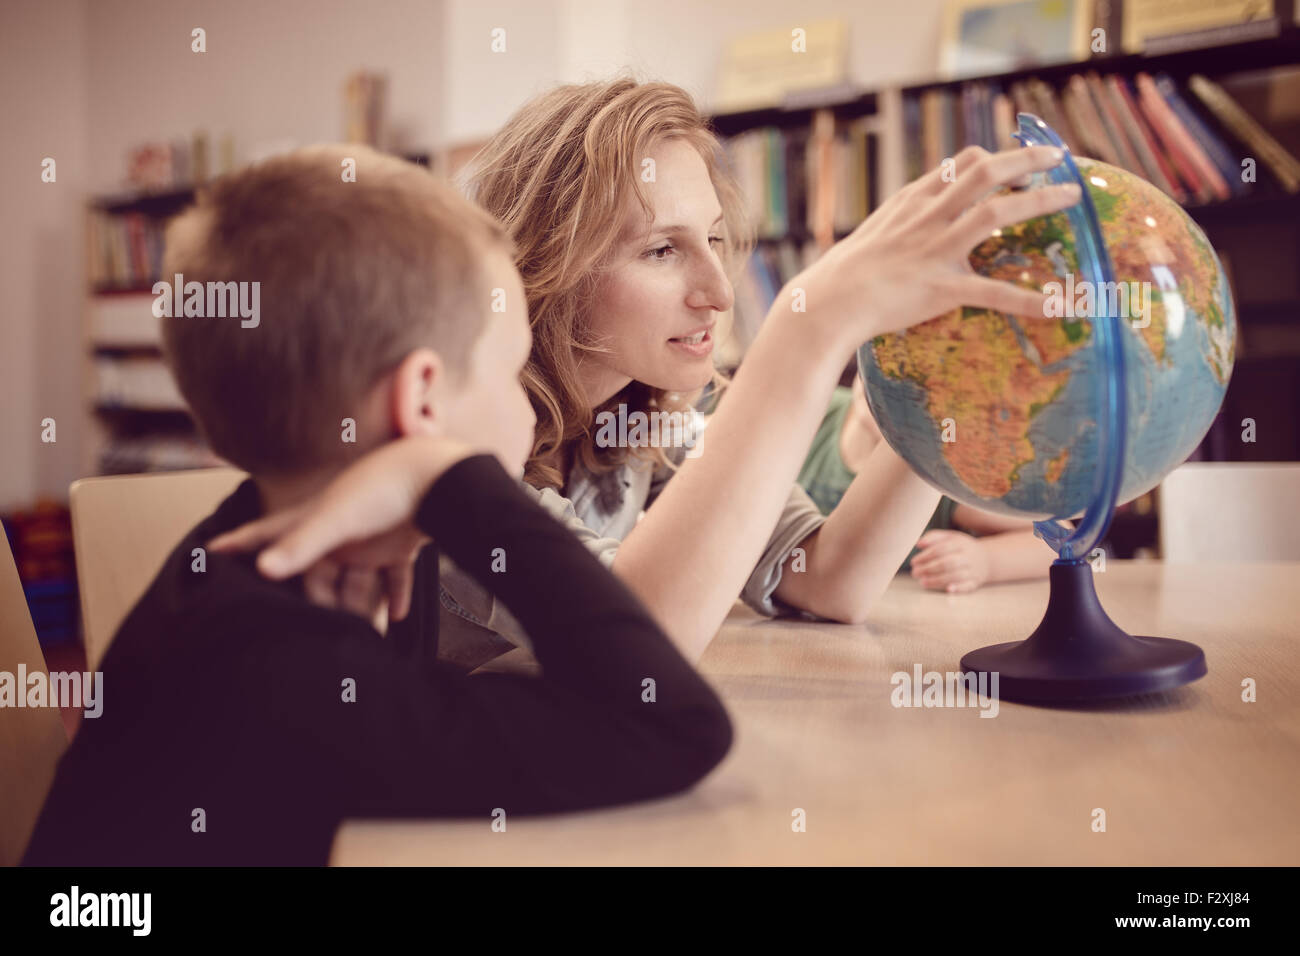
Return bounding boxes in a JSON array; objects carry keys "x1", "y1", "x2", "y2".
[
  {"x1": 910, "y1": 526, "x2": 1054, "y2": 592},
  {"x1": 212, "y1": 436, "x2": 732, "y2": 813}
]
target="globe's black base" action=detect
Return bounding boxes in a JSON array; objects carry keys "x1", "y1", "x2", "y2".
[{"x1": 959, "y1": 560, "x2": 1206, "y2": 703}]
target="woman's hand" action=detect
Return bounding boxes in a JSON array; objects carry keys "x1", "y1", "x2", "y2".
[
  {"x1": 207, "y1": 436, "x2": 479, "y2": 621},
  {"x1": 910, "y1": 529, "x2": 991, "y2": 594},
  {"x1": 792, "y1": 144, "x2": 1082, "y2": 351}
]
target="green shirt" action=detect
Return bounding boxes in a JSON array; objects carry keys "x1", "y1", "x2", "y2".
[{"x1": 797, "y1": 386, "x2": 956, "y2": 572}]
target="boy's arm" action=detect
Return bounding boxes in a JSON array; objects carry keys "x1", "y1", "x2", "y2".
[
  {"x1": 214, "y1": 442, "x2": 732, "y2": 815},
  {"x1": 335, "y1": 454, "x2": 730, "y2": 814}
]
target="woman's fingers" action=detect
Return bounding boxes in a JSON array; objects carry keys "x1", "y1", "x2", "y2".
[
  {"x1": 926, "y1": 145, "x2": 1066, "y2": 216},
  {"x1": 952, "y1": 275, "x2": 1056, "y2": 321},
  {"x1": 942, "y1": 181, "x2": 1081, "y2": 255},
  {"x1": 912, "y1": 144, "x2": 993, "y2": 197}
]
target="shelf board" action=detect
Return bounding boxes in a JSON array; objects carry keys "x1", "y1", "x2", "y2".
[
  {"x1": 710, "y1": 91, "x2": 877, "y2": 138},
  {"x1": 92, "y1": 405, "x2": 194, "y2": 427},
  {"x1": 1184, "y1": 190, "x2": 1300, "y2": 225},
  {"x1": 92, "y1": 186, "x2": 197, "y2": 217},
  {"x1": 91, "y1": 343, "x2": 163, "y2": 357},
  {"x1": 901, "y1": 24, "x2": 1300, "y2": 95},
  {"x1": 92, "y1": 284, "x2": 160, "y2": 296}
]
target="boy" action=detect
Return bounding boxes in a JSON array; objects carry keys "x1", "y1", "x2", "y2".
[
  {"x1": 23, "y1": 145, "x2": 731, "y2": 866},
  {"x1": 798, "y1": 373, "x2": 1055, "y2": 593}
]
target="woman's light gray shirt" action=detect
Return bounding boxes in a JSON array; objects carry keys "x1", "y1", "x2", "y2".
[{"x1": 434, "y1": 416, "x2": 827, "y2": 667}]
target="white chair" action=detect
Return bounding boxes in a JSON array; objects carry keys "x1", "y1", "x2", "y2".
[
  {"x1": 1159, "y1": 462, "x2": 1300, "y2": 563},
  {"x1": 70, "y1": 468, "x2": 246, "y2": 669}
]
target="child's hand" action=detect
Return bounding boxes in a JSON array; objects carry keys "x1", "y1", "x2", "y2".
[
  {"x1": 795, "y1": 145, "x2": 1081, "y2": 348},
  {"x1": 208, "y1": 436, "x2": 479, "y2": 621},
  {"x1": 910, "y1": 529, "x2": 991, "y2": 594}
]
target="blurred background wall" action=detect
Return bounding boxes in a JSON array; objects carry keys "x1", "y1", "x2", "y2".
[{"x1": 0, "y1": 0, "x2": 949, "y2": 510}]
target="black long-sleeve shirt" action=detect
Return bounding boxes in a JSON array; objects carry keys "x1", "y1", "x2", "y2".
[{"x1": 23, "y1": 454, "x2": 732, "y2": 865}]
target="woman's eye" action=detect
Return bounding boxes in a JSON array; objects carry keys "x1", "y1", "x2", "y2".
[
  {"x1": 708, "y1": 235, "x2": 724, "y2": 249},
  {"x1": 645, "y1": 243, "x2": 674, "y2": 260}
]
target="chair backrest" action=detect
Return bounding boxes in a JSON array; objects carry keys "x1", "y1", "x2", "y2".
[
  {"x1": 70, "y1": 468, "x2": 245, "y2": 669},
  {"x1": 1159, "y1": 462, "x2": 1300, "y2": 563},
  {"x1": 0, "y1": 530, "x2": 69, "y2": 865}
]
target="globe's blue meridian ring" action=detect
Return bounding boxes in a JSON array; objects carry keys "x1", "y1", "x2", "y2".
[{"x1": 1014, "y1": 113, "x2": 1127, "y2": 562}]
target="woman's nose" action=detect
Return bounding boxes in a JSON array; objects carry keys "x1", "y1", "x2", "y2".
[{"x1": 687, "y1": 255, "x2": 734, "y2": 313}]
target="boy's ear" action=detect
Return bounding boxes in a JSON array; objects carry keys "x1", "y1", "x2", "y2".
[{"x1": 389, "y1": 347, "x2": 444, "y2": 438}]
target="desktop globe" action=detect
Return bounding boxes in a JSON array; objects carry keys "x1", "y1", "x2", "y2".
[
  {"x1": 857, "y1": 115, "x2": 1236, "y2": 703},
  {"x1": 858, "y1": 155, "x2": 1234, "y2": 524}
]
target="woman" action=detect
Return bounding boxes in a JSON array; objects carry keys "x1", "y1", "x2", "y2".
[
  {"x1": 426, "y1": 77, "x2": 1080, "y2": 663},
  {"x1": 223, "y1": 78, "x2": 1080, "y2": 666}
]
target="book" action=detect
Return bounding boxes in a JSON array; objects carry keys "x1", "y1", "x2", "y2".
[
  {"x1": 961, "y1": 84, "x2": 981, "y2": 152},
  {"x1": 1217, "y1": 66, "x2": 1300, "y2": 162},
  {"x1": 1103, "y1": 75, "x2": 1180, "y2": 197},
  {"x1": 903, "y1": 94, "x2": 924, "y2": 182},
  {"x1": 1187, "y1": 73, "x2": 1300, "y2": 193},
  {"x1": 783, "y1": 126, "x2": 809, "y2": 240},
  {"x1": 1135, "y1": 72, "x2": 1227, "y2": 201},
  {"x1": 1026, "y1": 78, "x2": 1083, "y2": 151},
  {"x1": 922, "y1": 89, "x2": 944, "y2": 169},
  {"x1": 807, "y1": 110, "x2": 836, "y2": 245},
  {"x1": 1064, "y1": 75, "x2": 1120, "y2": 164},
  {"x1": 1085, "y1": 72, "x2": 1147, "y2": 175},
  {"x1": 1107, "y1": 75, "x2": 1186, "y2": 202},
  {"x1": 1155, "y1": 73, "x2": 1247, "y2": 196},
  {"x1": 765, "y1": 127, "x2": 789, "y2": 236},
  {"x1": 992, "y1": 91, "x2": 1015, "y2": 150}
]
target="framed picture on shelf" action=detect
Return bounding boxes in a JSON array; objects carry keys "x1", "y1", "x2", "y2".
[{"x1": 939, "y1": 0, "x2": 1094, "y2": 79}]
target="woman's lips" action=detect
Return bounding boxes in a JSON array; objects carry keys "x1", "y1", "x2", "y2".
[{"x1": 668, "y1": 329, "x2": 713, "y2": 356}]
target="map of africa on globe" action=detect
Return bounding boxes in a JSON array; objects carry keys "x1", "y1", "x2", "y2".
[{"x1": 859, "y1": 156, "x2": 1236, "y2": 522}]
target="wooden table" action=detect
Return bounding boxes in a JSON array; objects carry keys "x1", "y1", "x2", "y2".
[{"x1": 332, "y1": 561, "x2": 1300, "y2": 865}]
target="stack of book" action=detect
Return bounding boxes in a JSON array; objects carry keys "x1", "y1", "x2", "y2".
[
  {"x1": 97, "y1": 435, "x2": 223, "y2": 475},
  {"x1": 727, "y1": 239, "x2": 823, "y2": 358},
  {"x1": 87, "y1": 212, "x2": 168, "y2": 291},
  {"x1": 904, "y1": 71, "x2": 1300, "y2": 203},
  {"x1": 724, "y1": 117, "x2": 877, "y2": 242},
  {"x1": 722, "y1": 116, "x2": 877, "y2": 355},
  {"x1": 1, "y1": 505, "x2": 78, "y2": 646},
  {"x1": 93, "y1": 356, "x2": 187, "y2": 411}
]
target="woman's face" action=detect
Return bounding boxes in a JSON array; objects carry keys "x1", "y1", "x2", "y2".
[{"x1": 579, "y1": 137, "x2": 735, "y2": 405}]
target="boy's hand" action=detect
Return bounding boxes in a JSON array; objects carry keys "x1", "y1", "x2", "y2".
[
  {"x1": 910, "y1": 529, "x2": 991, "y2": 594},
  {"x1": 208, "y1": 436, "x2": 479, "y2": 621},
  {"x1": 795, "y1": 144, "x2": 1081, "y2": 350}
]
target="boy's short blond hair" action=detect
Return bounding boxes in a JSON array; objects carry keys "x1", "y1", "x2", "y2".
[{"x1": 161, "y1": 144, "x2": 510, "y2": 476}]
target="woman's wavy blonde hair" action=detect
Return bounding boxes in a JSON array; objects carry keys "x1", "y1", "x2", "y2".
[{"x1": 464, "y1": 77, "x2": 753, "y2": 495}]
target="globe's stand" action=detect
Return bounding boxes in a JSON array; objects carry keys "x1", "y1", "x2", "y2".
[
  {"x1": 959, "y1": 560, "x2": 1206, "y2": 702},
  {"x1": 956, "y1": 114, "x2": 1208, "y2": 703}
]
